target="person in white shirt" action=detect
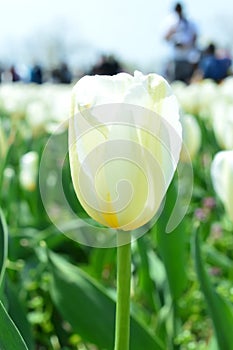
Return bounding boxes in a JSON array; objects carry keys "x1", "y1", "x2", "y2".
[{"x1": 163, "y1": 2, "x2": 200, "y2": 83}]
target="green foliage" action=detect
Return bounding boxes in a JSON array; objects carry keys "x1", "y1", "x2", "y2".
[
  {"x1": 48, "y1": 250, "x2": 164, "y2": 350},
  {"x1": 1, "y1": 83, "x2": 233, "y2": 349},
  {"x1": 193, "y1": 225, "x2": 233, "y2": 350},
  {"x1": 0, "y1": 209, "x2": 7, "y2": 288},
  {"x1": 0, "y1": 301, "x2": 29, "y2": 350},
  {"x1": 5, "y1": 280, "x2": 35, "y2": 350},
  {"x1": 156, "y1": 178, "x2": 188, "y2": 301},
  {"x1": 0, "y1": 210, "x2": 29, "y2": 350}
]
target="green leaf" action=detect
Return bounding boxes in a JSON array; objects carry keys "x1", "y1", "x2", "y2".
[
  {"x1": 89, "y1": 246, "x2": 116, "y2": 280},
  {"x1": 156, "y1": 179, "x2": 188, "y2": 300},
  {"x1": 204, "y1": 245, "x2": 233, "y2": 274},
  {"x1": 0, "y1": 300, "x2": 29, "y2": 350},
  {"x1": 136, "y1": 236, "x2": 163, "y2": 312},
  {"x1": 48, "y1": 250, "x2": 164, "y2": 350},
  {"x1": 0, "y1": 208, "x2": 8, "y2": 288},
  {"x1": 193, "y1": 225, "x2": 233, "y2": 350},
  {"x1": 6, "y1": 279, "x2": 35, "y2": 350}
]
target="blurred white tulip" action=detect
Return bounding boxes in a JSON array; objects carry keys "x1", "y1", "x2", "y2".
[
  {"x1": 211, "y1": 101, "x2": 233, "y2": 150},
  {"x1": 197, "y1": 80, "x2": 218, "y2": 121},
  {"x1": 219, "y1": 77, "x2": 233, "y2": 101},
  {"x1": 180, "y1": 114, "x2": 202, "y2": 162},
  {"x1": 0, "y1": 84, "x2": 72, "y2": 138},
  {"x1": 211, "y1": 150, "x2": 233, "y2": 222},
  {"x1": 172, "y1": 79, "x2": 218, "y2": 121},
  {"x1": 19, "y1": 151, "x2": 39, "y2": 191},
  {"x1": 172, "y1": 81, "x2": 200, "y2": 115}
]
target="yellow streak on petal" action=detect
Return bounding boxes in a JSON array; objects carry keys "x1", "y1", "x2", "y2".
[
  {"x1": 102, "y1": 212, "x2": 119, "y2": 228},
  {"x1": 101, "y1": 192, "x2": 119, "y2": 229}
]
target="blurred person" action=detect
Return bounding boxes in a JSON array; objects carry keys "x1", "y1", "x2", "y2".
[
  {"x1": 10, "y1": 65, "x2": 20, "y2": 82},
  {"x1": 51, "y1": 62, "x2": 72, "y2": 84},
  {"x1": 89, "y1": 55, "x2": 123, "y2": 75},
  {"x1": 51, "y1": 67, "x2": 61, "y2": 83},
  {"x1": 196, "y1": 43, "x2": 232, "y2": 82},
  {"x1": 58, "y1": 62, "x2": 72, "y2": 84},
  {"x1": 30, "y1": 64, "x2": 43, "y2": 84},
  {"x1": 163, "y1": 2, "x2": 199, "y2": 83}
]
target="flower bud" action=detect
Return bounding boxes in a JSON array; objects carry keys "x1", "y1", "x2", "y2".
[
  {"x1": 211, "y1": 150, "x2": 233, "y2": 222},
  {"x1": 19, "y1": 151, "x2": 39, "y2": 191},
  {"x1": 211, "y1": 101, "x2": 233, "y2": 150}
]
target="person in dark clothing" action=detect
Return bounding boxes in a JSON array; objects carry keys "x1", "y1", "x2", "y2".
[
  {"x1": 59, "y1": 63, "x2": 72, "y2": 84},
  {"x1": 51, "y1": 63, "x2": 72, "y2": 84},
  {"x1": 30, "y1": 64, "x2": 43, "y2": 84},
  {"x1": 10, "y1": 65, "x2": 20, "y2": 82},
  {"x1": 89, "y1": 55, "x2": 122, "y2": 76},
  {"x1": 198, "y1": 43, "x2": 231, "y2": 82},
  {"x1": 163, "y1": 2, "x2": 199, "y2": 83}
]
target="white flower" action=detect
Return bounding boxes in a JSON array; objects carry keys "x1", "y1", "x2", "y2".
[
  {"x1": 211, "y1": 150, "x2": 233, "y2": 222},
  {"x1": 69, "y1": 71, "x2": 182, "y2": 231},
  {"x1": 180, "y1": 114, "x2": 201, "y2": 162},
  {"x1": 19, "y1": 151, "x2": 39, "y2": 191},
  {"x1": 211, "y1": 101, "x2": 233, "y2": 150}
]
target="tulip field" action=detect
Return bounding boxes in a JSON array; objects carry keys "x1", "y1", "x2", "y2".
[{"x1": 0, "y1": 75, "x2": 233, "y2": 350}]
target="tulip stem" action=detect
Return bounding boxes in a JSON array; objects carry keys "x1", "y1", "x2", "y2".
[{"x1": 114, "y1": 232, "x2": 131, "y2": 350}]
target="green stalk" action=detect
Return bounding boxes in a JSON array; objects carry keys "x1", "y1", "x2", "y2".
[{"x1": 114, "y1": 232, "x2": 131, "y2": 350}]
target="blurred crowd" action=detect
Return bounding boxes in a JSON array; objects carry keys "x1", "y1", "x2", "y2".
[
  {"x1": 163, "y1": 2, "x2": 232, "y2": 84},
  {"x1": 0, "y1": 54, "x2": 124, "y2": 85},
  {"x1": 0, "y1": 2, "x2": 232, "y2": 86}
]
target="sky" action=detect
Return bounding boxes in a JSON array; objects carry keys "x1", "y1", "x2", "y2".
[{"x1": 1, "y1": 0, "x2": 233, "y2": 73}]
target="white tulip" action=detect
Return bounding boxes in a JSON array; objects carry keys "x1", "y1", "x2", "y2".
[
  {"x1": 19, "y1": 151, "x2": 39, "y2": 191},
  {"x1": 211, "y1": 150, "x2": 233, "y2": 222},
  {"x1": 69, "y1": 71, "x2": 182, "y2": 231},
  {"x1": 172, "y1": 81, "x2": 200, "y2": 115},
  {"x1": 211, "y1": 101, "x2": 233, "y2": 150},
  {"x1": 219, "y1": 77, "x2": 233, "y2": 101},
  {"x1": 180, "y1": 114, "x2": 201, "y2": 162},
  {"x1": 197, "y1": 79, "x2": 218, "y2": 121}
]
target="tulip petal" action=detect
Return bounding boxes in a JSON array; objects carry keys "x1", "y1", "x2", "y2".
[{"x1": 69, "y1": 71, "x2": 182, "y2": 232}]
